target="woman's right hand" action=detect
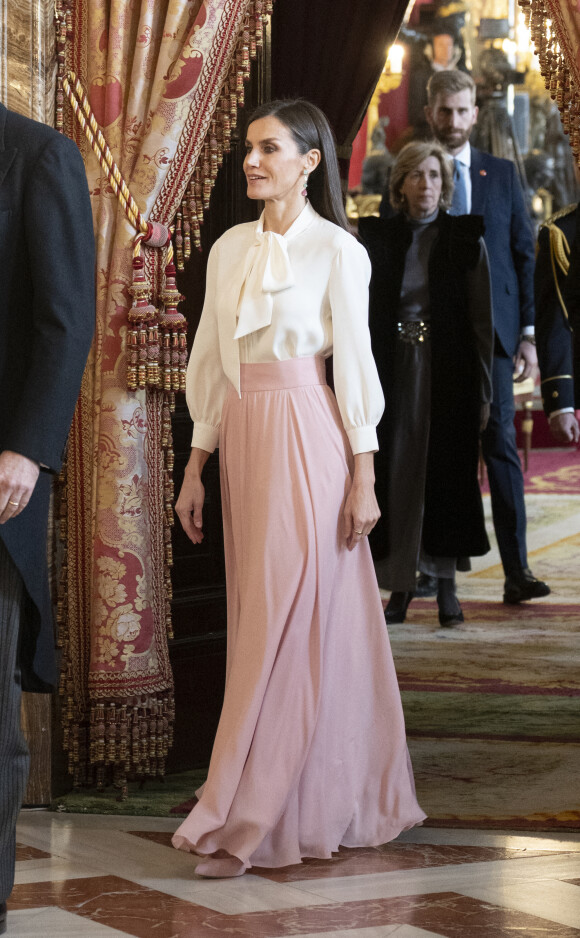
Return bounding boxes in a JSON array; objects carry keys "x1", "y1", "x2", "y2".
[
  {"x1": 550, "y1": 412, "x2": 580, "y2": 444},
  {"x1": 175, "y1": 448, "x2": 210, "y2": 544}
]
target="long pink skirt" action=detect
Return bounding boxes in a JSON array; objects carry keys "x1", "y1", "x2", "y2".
[{"x1": 172, "y1": 356, "x2": 426, "y2": 869}]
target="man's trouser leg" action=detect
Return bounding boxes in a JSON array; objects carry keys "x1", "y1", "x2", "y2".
[
  {"x1": 481, "y1": 352, "x2": 528, "y2": 576},
  {"x1": 0, "y1": 538, "x2": 30, "y2": 902}
]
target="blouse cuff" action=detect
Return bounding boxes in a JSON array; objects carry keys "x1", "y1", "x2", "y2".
[
  {"x1": 191, "y1": 422, "x2": 220, "y2": 454},
  {"x1": 346, "y1": 425, "x2": 379, "y2": 455}
]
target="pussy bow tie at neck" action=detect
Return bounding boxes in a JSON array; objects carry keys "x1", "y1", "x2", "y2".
[{"x1": 234, "y1": 229, "x2": 295, "y2": 339}]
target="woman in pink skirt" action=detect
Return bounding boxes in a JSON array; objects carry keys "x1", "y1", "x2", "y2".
[{"x1": 173, "y1": 99, "x2": 426, "y2": 878}]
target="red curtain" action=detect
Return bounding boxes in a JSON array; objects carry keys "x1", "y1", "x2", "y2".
[
  {"x1": 271, "y1": 0, "x2": 410, "y2": 171},
  {"x1": 59, "y1": 0, "x2": 267, "y2": 792}
]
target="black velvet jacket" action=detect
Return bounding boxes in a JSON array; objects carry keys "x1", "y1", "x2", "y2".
[{"x1": 359, "y1": 210, "x2": 492, "y2": 560}]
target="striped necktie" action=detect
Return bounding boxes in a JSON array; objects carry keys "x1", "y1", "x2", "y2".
[{"x1": 450, "y1": 158, "x2": 468, "y2": 215}]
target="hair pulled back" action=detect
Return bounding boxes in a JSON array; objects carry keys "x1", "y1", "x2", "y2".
[
  {"x1": 390, "y1": 141, "x2": 453, "y2": 212},
  {"x1": 246, "y1": 99, "x2": 349, "y2": 231}
]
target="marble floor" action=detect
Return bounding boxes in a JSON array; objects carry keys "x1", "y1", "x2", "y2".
[
  {"x1": 9, "y1": 461, "x2": 580, "y2": 937},
  {"x1": 9, "y1": 811, "x2": 580, "y2": 937}
]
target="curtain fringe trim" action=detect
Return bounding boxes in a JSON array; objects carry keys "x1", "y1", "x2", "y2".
[
  {"x1": 61, "y1": 692, "x2": 175, "y2": 796},
  {"x1": 519, "y1": 0, "x2": 580, "y2": 155},
  {"x1": 54, "y1": 0, "x2": 272, "y2": 794},
  {"x1": 175, "y1": 0, "x2": 273, "y2": 265}
]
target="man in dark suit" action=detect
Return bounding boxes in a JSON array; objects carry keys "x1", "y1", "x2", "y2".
[
  {"x1": 536, "y1": 202, "x2": 580, "y2": 442},
  {"x1": 0, "y1": 102, "x2": 94, "y2": 933},
  {"x1": 424, "y1": 69, "x2": 550, "y2": 604}
]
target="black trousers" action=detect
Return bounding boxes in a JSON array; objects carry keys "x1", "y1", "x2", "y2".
[
  {"x1": 480, "y1": 351, "x2": 528, "y2": 576},
  {"x1": 0, "y1": 538, "x2": 30, "y2": 902}
]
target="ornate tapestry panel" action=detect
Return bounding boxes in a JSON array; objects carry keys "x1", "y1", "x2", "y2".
[{"x1": 59, "y1": 0, "x2": 267, "y2": 792}]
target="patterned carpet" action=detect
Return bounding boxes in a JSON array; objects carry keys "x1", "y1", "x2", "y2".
[
  {"x1": 52, "y1": 448, "x2": 580, "y2": 834},
  {"x1": 386, "y1": 446, "x2": 580, "y2": 831}
]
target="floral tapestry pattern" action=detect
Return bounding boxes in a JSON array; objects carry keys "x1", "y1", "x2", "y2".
[{"x1": 60, "y1": 0, "x2": 265, "y2": 789}]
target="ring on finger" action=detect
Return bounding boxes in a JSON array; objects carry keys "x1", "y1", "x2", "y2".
[{"x1": 8, "y1": 500, "x2": 19, "y2": 507}]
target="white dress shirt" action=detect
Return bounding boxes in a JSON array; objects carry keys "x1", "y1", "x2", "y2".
[{"x1": 186, "y1": 202, "x2": 384, "y2": 455}]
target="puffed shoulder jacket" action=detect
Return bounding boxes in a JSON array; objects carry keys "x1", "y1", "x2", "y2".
[{"x1": 359, "y1": 210, "x2": 492, "y2": 560}]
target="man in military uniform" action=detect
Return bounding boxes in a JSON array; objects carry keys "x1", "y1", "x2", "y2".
[{"x1": 535, "y1": 202, "x2": 580, "y2": 443}]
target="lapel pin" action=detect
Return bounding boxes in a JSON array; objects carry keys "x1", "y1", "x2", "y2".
[{"x1": 480, "y1": 169, "x2": 487, "y2": 176}]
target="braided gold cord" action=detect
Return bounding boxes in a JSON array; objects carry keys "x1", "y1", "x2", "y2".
[
  {"x1": 549, "y1": 223, "x2": 571, "y2": 277},
  {"x1": 548, "y1": 224, "x2": 571, "y2": 319},
  {"x1": 62, "y1": 72, "x2": 148, "y2": 235},
  {"x1": 133, "y1": 232, "x2": 147, "y2": 259}
]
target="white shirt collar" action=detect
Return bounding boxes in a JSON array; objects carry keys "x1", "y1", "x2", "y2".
[{"x1": 454, "y1": 143, "x2": 471, "y2": 168}]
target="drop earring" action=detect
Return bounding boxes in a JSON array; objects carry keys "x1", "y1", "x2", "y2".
[{"x1": 301, "y1": 169, "x2": 308, "y2": 198}]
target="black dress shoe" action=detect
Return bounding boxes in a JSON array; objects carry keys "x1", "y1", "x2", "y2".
[
  {"x1": 436, "y1": 576, "x2": 464, "y2": 627},
  {"x1": 385, "y1": 591, "x2": 414, "y2": 624},
  {"x1": 415, "y1": 573, "x2": 438, "y2": 597},
  {"x1": 503, "y1": 568, "x2": 551, "y2": 604},
  {"x1": 439, "y1": 608, "x2": 464, "y2": 627},
  {"x1": 0, "y1": 901, "x2": 6, "y2": 936}
]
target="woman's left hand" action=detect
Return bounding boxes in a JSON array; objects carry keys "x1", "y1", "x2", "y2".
[
  {"x1": 343, "y1": 452, "x2": 381, "y2": 550},
  {"x1": 343, "y1": 480, "x2": 381, "y2": 550}
]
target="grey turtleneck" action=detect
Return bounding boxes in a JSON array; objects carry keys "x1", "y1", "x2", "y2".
[{"x1": 398, "y1": 209, "x2": 440, "y2": 321}]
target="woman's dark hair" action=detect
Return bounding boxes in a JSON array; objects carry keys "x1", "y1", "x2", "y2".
[{"x1": 246, "y1": 99, "x2": 349, "y2": 231}]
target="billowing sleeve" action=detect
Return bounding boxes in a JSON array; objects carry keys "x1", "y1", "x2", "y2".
[
  {"x1": 185, "y1": 243, "x2": 229, "y2": 453},
  {"x1": 328, "y1": 238, "x2": 385, "y2": 454}
]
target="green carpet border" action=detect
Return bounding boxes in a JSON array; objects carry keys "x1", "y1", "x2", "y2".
[{"x1": 50, "y1": 768, "x2": 207, "y2": 817}]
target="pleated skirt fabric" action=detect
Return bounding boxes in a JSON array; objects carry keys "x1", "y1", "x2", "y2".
[{"x1": 172, "y1": 356, "x2": 425, "y2": 869}]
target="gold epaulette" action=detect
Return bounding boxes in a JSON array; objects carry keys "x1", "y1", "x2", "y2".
[
  {"x1": 540, "y1": 208, "x2": 576, "y2": 319},
  {"x1": 540, "y1": 202, "x2": 577, "y2": 229}
]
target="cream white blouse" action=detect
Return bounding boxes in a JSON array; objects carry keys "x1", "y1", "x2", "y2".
[{"x1": 186, "y1": 201, "x2": 384, "y2": 455}]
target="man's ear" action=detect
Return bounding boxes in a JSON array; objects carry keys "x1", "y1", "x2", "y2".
[{"x1": 424, "y1": 105, "x2": 433, "y2": 126}]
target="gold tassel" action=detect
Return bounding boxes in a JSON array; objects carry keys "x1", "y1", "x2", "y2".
[
  {"x1": 127, "y1": 252, "x2": 157, "y2": 391},
  {"x1": 179, "y1": 1, "x2": 271, "y2": 261},
  {"x1": 159, "y1": 259, "x2": 187, "y2": 394},
  {"x1": 523, "y1": 0, "x2": 580, "y2": 159}
]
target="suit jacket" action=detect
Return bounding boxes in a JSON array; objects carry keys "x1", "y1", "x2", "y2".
[
  {"x1": 0, "y1": 102, "x2": 95, "y2": 691},
  {"x1": 469, "y1": 146, "x2": 535, "y2": 357},
  {"x1": 535, "y1": 203, "x2": 579, "y2": 415}
]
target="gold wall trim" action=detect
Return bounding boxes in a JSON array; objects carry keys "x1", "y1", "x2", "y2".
[{"x1": 1, "y1": 0, "x2": 56, "y2": 122}]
